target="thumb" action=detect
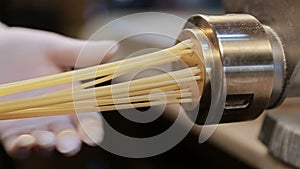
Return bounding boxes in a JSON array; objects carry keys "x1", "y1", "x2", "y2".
[{"x1": 50, "y1": 37, "x2": 118, "y2": 68}]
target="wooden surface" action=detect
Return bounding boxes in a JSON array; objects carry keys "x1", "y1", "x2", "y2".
[
  {"x1": 260, "y1": 112, "x2": 300, "y2": 168},
  {"x1": 190, "y1": 98, "x2": 300, "y2": 169}
]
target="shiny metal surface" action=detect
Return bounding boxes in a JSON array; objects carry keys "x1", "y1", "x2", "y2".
[
  {"x1": 222, "y1": 0, "x2": 300, "y2": 106},
  {"x1": 178, "y1": 14, "x2": 275, "y2": 123},
  {"x1": 263, "y1": 26, "x2": 286, "y2": 108},
  {"x1": 176, "y1": 27, "x2": 226, "y2": 124}
]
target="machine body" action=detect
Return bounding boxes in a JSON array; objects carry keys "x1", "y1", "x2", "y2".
[{"x1": 180, "y1": 0, "x2": 300, "y2": 124}]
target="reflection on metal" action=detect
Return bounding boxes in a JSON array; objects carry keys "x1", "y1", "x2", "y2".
[
  {"x1": 223, "y1": 0, "x2": 300, "y2": 105},
  {"x1": 177, "y1": 0, "x2": 300, "y2": 123},
  {"x1": 177, "y1": 14, "x2": 285, "y2": 123}
]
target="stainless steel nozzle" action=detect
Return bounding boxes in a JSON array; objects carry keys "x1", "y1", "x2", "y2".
[{"x1": 177, "y1": 14, "x2": 286, "y2": 124}]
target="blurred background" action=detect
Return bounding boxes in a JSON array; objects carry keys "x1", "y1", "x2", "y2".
[
  {"x1": 0, "y1": 0, "x2": 223, "y2": 37},
  {"x1": 0, "y1": 0, "x2": 259, "y2": 169}
]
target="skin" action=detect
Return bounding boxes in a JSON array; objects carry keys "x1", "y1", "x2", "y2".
[{"x1": 0, "y1": 25, "x2": 118, "y2": 158}]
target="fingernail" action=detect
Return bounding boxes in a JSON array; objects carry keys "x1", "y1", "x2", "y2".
[
  {"x1": 10, "y1": 134, "x2": 35, "y2": 159},
  {"x1": 15, "y1": 134, "x2": 35, "y2": 147},
  {"x1": 56, "y1": 130, "x2": 81, "y2": 156}
]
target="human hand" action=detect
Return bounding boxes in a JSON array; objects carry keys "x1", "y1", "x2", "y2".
[{"x1": 0, "y1": 25, "x2": 117, "y2": 158}]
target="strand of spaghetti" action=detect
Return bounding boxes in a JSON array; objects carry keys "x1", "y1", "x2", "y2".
[
  {"x1": 79, "y1": 49, "x2": 192, "y2": 89},
  {"x1": 36, "y1": 49, "x2": 192, "y2": 90},
  {"x1": 0, "y1": 40, "x2": 192, "y2": 96},
  {"x1": 0, "y1": 74, "x2": 199, "y2": 113},
  {"x1": 44, "y1": 97, "x2": 190, "y2": 112},
  {"x1": 98, "y1": 88, "x2": 190, "y2": 100},
  {"x1": 44, "y1": 67, "x2": 198, "y2": 103},
  {"x1": 0, "y1": 88, "x2": 189, "y2": 117},
  {"x1": 0, "y1": 51, "x2": 188, "y2": 96},
  {"x1": 0, "y1": 40, "x2": 191, "y2": 88},
  {"x1": 33, "y1": 53, "x2": 182, "y2": 96},
  {"x1": 5, "y1": 67, "x2": 198, "y2": 104},
  {"x1": 47, "y1": 49, "x2": 192, "y2": 96},
  {"x1": 0, "y1": 91, "x2": 191, "y2": 117},
  {"x1": 0, "y1": 99, "x2": 192, "y2": 120},
  {"x1": 1, "y1": 39, "x2": 191, "y2": 89},
  {"x1": 45, "y1": 90, "x2": 192, "y2": 108}
]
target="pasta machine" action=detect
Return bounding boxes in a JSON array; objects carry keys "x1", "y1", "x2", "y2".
[{"x1": 180, "y1": 0, "x2": 300, "y2": 124}]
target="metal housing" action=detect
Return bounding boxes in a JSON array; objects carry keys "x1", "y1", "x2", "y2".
[{"x1": 178, "y1": 14, "x2": 275, "y2": 123}]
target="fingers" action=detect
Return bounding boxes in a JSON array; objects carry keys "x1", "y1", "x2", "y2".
[
  {"x1": 3, "y1": 131, "x2": 56, "y2": 159},
  {"x1": 50, "y1": 37, "x2": 119, "y2": 68},
  {"x1": 31, "y1": 130, "x2": 55, "y2": 152},
  {"x1": 0, "y1": 113, "x2": 103, "y2": 158},
  {"x1": 0, "y1": 119, "x2": 54, "y2": 158},
  {"x1": 56, "y1": 129, "x2": 81, "y2": 156},
  {"x1": 3, "y1": 134, "x2": 35, "y2": 159},
  {"x1": 0, "y1": 118, "x2": 46, "y2": 159},
  {"x1": 2, "y1": 129, "x2": 79, "y2": 158},
  {"x1": 48, "y1": 116, "x2": 81, "y2": 156},
  {"x1": 71, "y1": 112, "x2": 104, "y2": 146}
]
